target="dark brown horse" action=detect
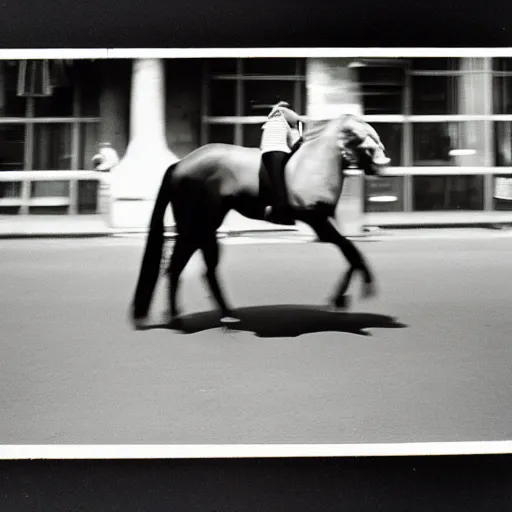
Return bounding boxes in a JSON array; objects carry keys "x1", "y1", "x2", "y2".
[{"x1": 131, "y1": 114, "x2": 391, "y2": 329}]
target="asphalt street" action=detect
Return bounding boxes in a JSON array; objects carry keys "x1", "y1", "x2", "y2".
[{"x1": 2, "y1": 233, "x2": 512, "y2": 445}]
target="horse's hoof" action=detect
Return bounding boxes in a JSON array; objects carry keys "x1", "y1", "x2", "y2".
[
  {"x1": 329, "y1": 295, "x2": 351, "y2": 311},
  {"x1": 169, "y1": 316, "x2": 185, "y2": 330},
  {"x1": 132, "y1": 317, "x2": 149, "y2": 331},
  {"x1": 362, "y1": 281, "x2": 377, "y2": 299}
]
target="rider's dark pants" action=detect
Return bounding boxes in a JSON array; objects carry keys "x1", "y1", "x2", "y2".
[{"x1": 262, "y1": 151, "x2": 290, "y2": 214}]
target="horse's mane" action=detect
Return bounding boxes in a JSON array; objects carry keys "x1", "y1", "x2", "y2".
[{"x1": 302, "y1": 114, "x2": 354, "y2": 144}]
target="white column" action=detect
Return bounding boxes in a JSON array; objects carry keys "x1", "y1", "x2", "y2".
[
  {"x1": 109, "y1": 58, "x2": 178, "y2": 230},
  {"x1": 306, "y1": 58, "x2": 364, "y2": 236},
  {"x1": 456, "y1": 58, "x2": 486, "y2": 168}
]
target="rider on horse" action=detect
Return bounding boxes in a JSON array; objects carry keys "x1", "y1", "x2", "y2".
[{"x1": 260, "y1": 101, "x2": 307, "y2": 225}]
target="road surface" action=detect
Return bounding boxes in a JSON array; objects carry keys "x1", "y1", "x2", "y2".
[{"x1": 2, "y1": 233, "x2": 512, "y2": 445}]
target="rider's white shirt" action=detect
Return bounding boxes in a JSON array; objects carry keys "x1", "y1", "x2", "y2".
[{"x1": 260, "y1": 111, "x2": 294, "y2": 154}]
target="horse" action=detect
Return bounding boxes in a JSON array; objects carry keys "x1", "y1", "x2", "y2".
[{"x1": 130, "y1": 113, "x2": 391, "y2": 329}]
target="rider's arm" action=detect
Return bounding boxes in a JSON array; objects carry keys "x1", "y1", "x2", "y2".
[{"x1": 279, "y1": 107, "x2": 309, "y2": 126}]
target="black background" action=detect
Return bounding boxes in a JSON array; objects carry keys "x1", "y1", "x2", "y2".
[
  {"x1": 1, "y1": 0, "x2": 512, "y2": 509},
  {"x1": 0, "y1": 0, "x2": 511, "y2": 48}
]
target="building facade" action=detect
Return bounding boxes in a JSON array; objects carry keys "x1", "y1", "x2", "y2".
[{"x1": 1, "y1": 55, "x2": 512, "y2": 228}]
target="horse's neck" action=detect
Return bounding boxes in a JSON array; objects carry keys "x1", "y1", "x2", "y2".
[{"x1": 292, "y1": 130, "x2": 340, "y2": 172}]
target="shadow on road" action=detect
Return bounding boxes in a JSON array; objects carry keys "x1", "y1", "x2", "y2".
[{"x1": 141, "y1": 305, "x2": 408, "y2": 338}]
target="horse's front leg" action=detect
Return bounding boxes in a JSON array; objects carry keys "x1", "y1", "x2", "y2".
[
  {"x1": 200, "y1": 234, "x2": 240, "y2": 326},
  {"x1": 306, "y1": 215, "x2": 377, "y2": 307},
  {"x1": 165, "y1": 235, "x2": 197, "y2": 327}
]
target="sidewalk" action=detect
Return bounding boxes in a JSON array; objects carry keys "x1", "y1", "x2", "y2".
[
  {"x1": 1, "y1": 214, "x2": 512, "y2": 241},
  {"x1": 0, "y1": 214, "x2": 308, "y2": 239}
]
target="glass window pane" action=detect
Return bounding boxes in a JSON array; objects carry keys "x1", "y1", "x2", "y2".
[
  {"x1": 412, "y1": 122, "x2": 486, "y2": 167},
  {"x1": 208, "y1": 124, "x2": 235, "y2": 144},
  {"x1": 34, "y1": 87, "x2": 74, "y2": 117},
  {"x1": 208, "y1": 79, "x2": 236, "y2": 116},
  {"x1": 208, "y1": 58, "x2": 238, "y2": 75},
  {"x1": 0, "y1": 182, "x2": 21, "y2": 198},
  {"x1": 0, "y1": 125, "x2": 26, "y2": 170},
  {"x1": 78, "y1": 179, "x2": 99, "y2": 214},
  {"x1": 0, "y1": 62, "x2": 27, "y2": 116},
  {"x1": 358, "y1": 65, "x2": 404, "y2": 115},
  {"x1": 412, "y1": 75, "x2": 459, "y2": 115},
  {"x1": 243, "y1": 58, "x2": 298, "y2": 76},
  {"x1": 31, "y1": 180, "x2": 69, "y2": 198},
  {"x1": 78, "y1": 123, "x2": 100, "y2": 170},
  {"x1": 80, "y1": 81, "x2": 100, "y2": 117},
  {"x1": 242, "y1": 124, "x2": 263, "y2": 148},
  {"x1": 368, "y1": 123, "x2": 403, "y2": 166},
  {"x1": 413, "y1": 175, "x2": 484, "y2": 211},
  {"x1": 411, "y1": 58, "x2": 460, "y2": 71},
  {"x1": 29, "y1": 205, "x2": 69, "y2": 215},
  {"x1": 0, "y1": 205, "x2": 20, "y2": 215},
  {"x1": 33, "y1": 124, "x2": 73, "y2": 170},
  {"x1": 364, "y1": 176, "x2": 404, "y2": 213},
  {"x1": 493, "y1": 58, "x2": 512, "y2": 72},
  {"x1": 242, "y1": 80, "x2": 296, "y2": 115},
  {"x1": 494, "y1": 121, "x2": 512, "y2": 167},
  {"x1": 75, "y1": 60, "x2": 101, "y2": 116},
  {"x1": 493, "y1": 76, "x2": 512, "y2": 115}
]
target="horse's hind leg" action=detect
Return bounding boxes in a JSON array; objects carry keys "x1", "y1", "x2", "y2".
[
  {"x1": 165, "y1": 234, "x2": 197, "y2": 326},
  {"x1": 306, "y1": 216, "x2": 376, "y2": 306},
  {"x1": 200, "y1": 233, "x2": 240, "y2": 325}
]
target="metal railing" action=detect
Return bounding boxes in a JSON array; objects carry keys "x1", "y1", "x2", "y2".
[
  {"x1": 1, "y1": 167, "x2": 512, "y2": 229},
  {"x1": 0, "y1": 170, "x2": 103, "y2": 215}
]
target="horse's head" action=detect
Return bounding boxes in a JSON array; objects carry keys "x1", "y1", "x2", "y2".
[{"x1": 337, "y1": 115, "x2": 391, "y2": 177}]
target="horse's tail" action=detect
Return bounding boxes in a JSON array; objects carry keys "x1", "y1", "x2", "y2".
[{"x1": 131, "y1": 162, "x2": 178, "y2": 321}]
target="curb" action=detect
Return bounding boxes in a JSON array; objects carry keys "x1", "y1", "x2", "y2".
[
  {"x1": 0, "y1": 228, "x2": 304, "y2": 240},
  {"x1": 3, "y1": 227, "x2": 512, "y2": 242}
]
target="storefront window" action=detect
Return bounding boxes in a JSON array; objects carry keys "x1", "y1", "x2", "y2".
[
  {"x1": 75, "y1": 60, "x2": 101, "y2": 117},
  {"x1": 78, "y1": 123, "x2": 99, "y2": 170},
  {"x1": 364, "y1": 177, "x2": 405, "y2": 213},
  {"x1": 413, "y1": 175, "x2": 484, "y2": 211},
  {"x1": 243, "y1": 58, "x2": 298, "y2": 76},
  {"x1": 0, "y1": 61, "x2": 27, "y2": 116},
  {"x1": 493, "y1": 79, "x2": 512, "y2": 115},
  {"x1": 31, "y1": 180, "x2": 69, "y2": 198},
  {"x1": 34, "y1": 87, "x2": 74, "y2": 117},
  {"x1": 493, "y1": 121, "x2": 512, "y2": 167},
  {"x1": 411, "y1": 75, "x2": 459, "y2": 115},
  {"x1": 204, "y1": 58, "x2": 307, "y2": 148},
  {"x1": 208, "y1": 59, "x2": 237, "y2": 75},
  {"x1": 0, "y1": 124, "x2": 26, "y2": 171},
  {"x1": 0, "y1": 181, "x2": 21, "y2": 198},
  {"x1": 493, "y1": 58, "x2": 512, "y2": 115},
  {"x1": 413, "y1": 123, "x2": 456, "y2": 165},
  {"x1": 208, "y1": 124, "x2": 235, "y2": 144},
  {"x1": 411, "y1": 58, "x2": 460, "y2": 71},
  {"x1": 0, "y1": 180, "x2": 22, "y2": 214},
  {"x1": 77, "y1": 180, "x2": 99, "y2": 213},
  {"x1": 412, "y1": 122, "x2": 486, "y2": 167},
  {"x1": 410, "y1": 57, "x2": 460, "y2": 116},
  {"x1": 32, "y1": 123, "x2": 73, "y2": 170},
  {"x1": 358, "y1": 65, "x2": 404, "y2": 115},
  {"x1": 242, "y1": 124, "x2": 263, "y2": 148},
  {"x1": 208, "y1": 79, "x2": 236, "y2": 117},
  {"x1": 242, "y1": 80, "x2": 296, "y2": 115}
]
